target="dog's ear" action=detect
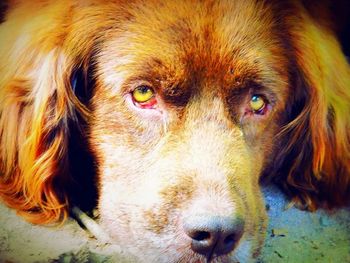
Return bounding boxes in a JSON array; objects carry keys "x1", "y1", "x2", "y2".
[
  {"x1": 275, "y1": 1, "x2": 350, "y2": 210},
  {"x1": 0, "y1": 6, "x2": 90, "y2": 224}
]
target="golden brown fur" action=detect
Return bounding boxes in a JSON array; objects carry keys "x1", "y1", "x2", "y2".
[{"x1": 0, "y1": 0, "x2": 349, "y2": 262}]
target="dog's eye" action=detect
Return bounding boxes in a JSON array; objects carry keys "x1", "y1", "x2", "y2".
[
  {"x1": 250, "y1": 95, "x2": 266, "y2": 114},
  {"x1": 133, "y1": 85, "x2": 154, "y2": 102},
  {"x1": 132, "y1": 85, "x2": 157, "y2": 108}
]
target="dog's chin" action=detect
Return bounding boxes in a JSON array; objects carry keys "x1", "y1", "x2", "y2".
[{"x1": 109, "y1": 235, "x2": 255, "y2": 263}]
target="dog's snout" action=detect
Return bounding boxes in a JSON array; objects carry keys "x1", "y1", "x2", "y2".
[{"x1": 183, "y1": 215, "x2": 244, "y2": 258}]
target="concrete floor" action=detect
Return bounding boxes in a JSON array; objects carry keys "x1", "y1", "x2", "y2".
[
  {"x1": 260, "y1": 186, "x2": 350, "y2": 263},
  {"x1": 0, "y1": 185, "x2": 349, "y2": 263}
]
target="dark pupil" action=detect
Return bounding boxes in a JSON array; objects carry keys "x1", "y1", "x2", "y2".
[
  {"x1": 139, "y1": 86, "x2": 150, "y2": 94},
  {"x1": 252, "y1": 95, "x2": 259, "y2": 102}
]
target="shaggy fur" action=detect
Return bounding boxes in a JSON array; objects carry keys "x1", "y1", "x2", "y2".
[{"x1": 0, "y1": 0, "x2": 349, "y2": 262}]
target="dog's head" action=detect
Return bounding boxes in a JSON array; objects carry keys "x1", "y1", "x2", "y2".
[{"x1": 0, "y1": 0, "x2": 349, "y2": 262}]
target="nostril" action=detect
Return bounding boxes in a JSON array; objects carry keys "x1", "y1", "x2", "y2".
[
  {"x1": 183, "y1": 215, "x2": 245, "y2": 257},
  {"x1": 192, "y1": 230, "x2": 211, "y2": 241},
  {"x1": 184, "y1": 223, "x2": 220, "y2": 256},
  {"x1": 224, "y1": 234, "x2": 235, "y2": 246},
  {"x1": 218, "y1": 233, "x2": 239, "y2": 255}
]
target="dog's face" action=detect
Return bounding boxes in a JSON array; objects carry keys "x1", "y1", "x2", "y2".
[
  {"x1": 1, "y1": 0, "x2": 349, "y2": 262},
  {"x1": 89, "y1": 1, "x2": 289, "y2": 261}
]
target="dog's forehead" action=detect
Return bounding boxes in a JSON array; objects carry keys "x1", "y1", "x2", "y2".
[
  {"x1": 97, "y1": 0, "x2": 289, "y2": 104},
  {"x1": 108, "y1": 0, "x2": 286, "y2": 87}
]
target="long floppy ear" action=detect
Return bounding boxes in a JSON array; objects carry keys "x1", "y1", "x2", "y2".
[
  {"x1": 275, "y1": 1, "x2": 350, "y2": 210},
  {"x1": 0, "y1": 3, "x2": 89, "y2": 224}
]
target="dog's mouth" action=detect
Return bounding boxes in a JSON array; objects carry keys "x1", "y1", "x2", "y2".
[
  {"x1": 201, "y1": 252, "x2": 235, "y2": 263},
  {"x1": 173, "y1": 247, "x2": 246, "y2": 263},
  {"x1": 176, "y1": 254, "x2": 234, "y2": 263},
  {"x1": 172, "y1": 249, "x2": 240, "y2": 263}
]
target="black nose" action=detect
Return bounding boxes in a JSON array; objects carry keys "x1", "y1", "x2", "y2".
[{"x1": 183, "y1": 215, "x2": 244, "y2": 258}]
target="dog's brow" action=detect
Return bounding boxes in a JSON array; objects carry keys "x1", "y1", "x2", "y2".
[
  {"x1": 229, "y1": 78, "x2": 263, "y2": 93},
  {"x1": 143, "y1": 58, "x2": 169, "y2": 72}
]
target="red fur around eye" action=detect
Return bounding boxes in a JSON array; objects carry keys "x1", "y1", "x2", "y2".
[{"x1": 133, "y1": 97, "x2": 158, "y2": 109}]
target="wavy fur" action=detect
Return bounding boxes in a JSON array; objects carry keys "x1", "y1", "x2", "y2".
[{"x1": 272, "y1": 1, "x2": 350, "y2": 210}]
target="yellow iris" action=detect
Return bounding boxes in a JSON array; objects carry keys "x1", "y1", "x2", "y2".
[
  {"x1": 250, "y1": 95, "x2": 265, "y2": 112},
  {"x1": 132, "y1": 86, "x2": 154, "y2": 103}
]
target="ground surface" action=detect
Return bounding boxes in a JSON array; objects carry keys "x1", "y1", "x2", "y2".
[
  {"x1": 260, "y1": 186, "x2": 350, "y2": 263},
  {"x1": 0, "y1": 185, "x2": 349, "y2": 263}
]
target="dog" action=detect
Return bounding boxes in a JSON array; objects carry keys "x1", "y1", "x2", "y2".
[{"x1": 0, "y1": 0, "x2": 349, "y2": 262}]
